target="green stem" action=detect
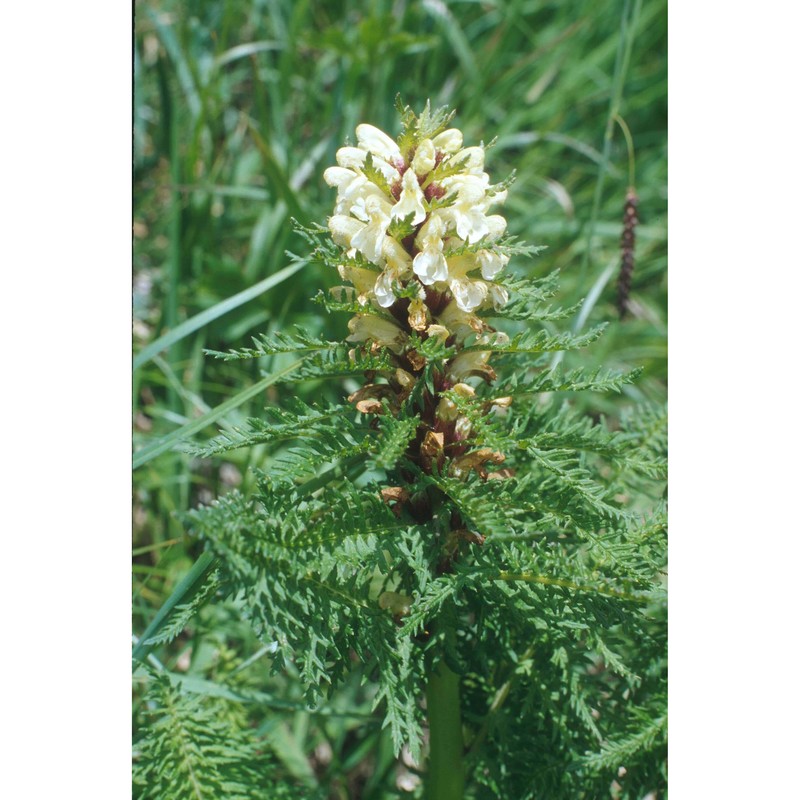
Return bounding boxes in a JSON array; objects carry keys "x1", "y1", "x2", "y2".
[{"x1": 426, "y1": 662, "x2": 465, "y2": 800}]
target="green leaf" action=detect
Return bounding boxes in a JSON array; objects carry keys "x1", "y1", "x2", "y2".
[
  {"x1": 205, "y1": 329, "x2": 338, "y2": 361},
  {"x1": 132, "y1": 360, "x2": 304, "y2": 469},
  {"x1": 462, "y1": 324, "x2": 607, "y2": 355}
]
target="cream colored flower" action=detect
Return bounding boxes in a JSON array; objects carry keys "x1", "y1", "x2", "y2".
[
  {"x1": 391, "y1": 169, "x2": 427, "y2": 226},
  {"x1": 432, "y1": 128, "x2": 463, "y2": 153},
  {"x1": 356, "y1": 124, "x2": 402, "y2": 163},
  {"x1": 382, "y1": 236, "x2": 414, "y2": 273},
  {"x1": 333, "y1": 174, "x2": 383, "y2": 217},
  {"x1": 450, "y1": 277, "x2": 488, "y2": 312},
  {"x1": 413, "y1": 214, "x2": 448, "y2": 285},
  {"x1": 329, "y1": 215, "x2": 365, "y2": 248},
  {"x1": 337, "y1": 264, "x2": 378, "y2": 304},
  {"x1": 347, "y1": 314, "x2": 407, "y2": 354},
  {"x1": 446, "y1": 183, "x2": 491, "y2": 244},
  {"x1": 335, "y1": 146, "x2": 399, "y2": 183},
  {"x1": 488, "y1": 284, "x2": 509, "y2": 309},
  {"x1": 374, "y1": 269, "x2": 398, "y2": 308},
  {"x1": 437, "y1": 302, "x2": 485, "y2": 342},
  {"x1": 323, "y1": 166, "x2": 357, "y2": 188},
  {"x1": 476, "y1": 249, "x2": 509, "y2": 280},
  {"x1": 454, "y1": 146, "x2": 485, "y2": 174},
  {"x1": 485, "y1": 215, "x2": 507, "y2": 241},
  {"x1": 350, "y1": 195, "x2": 392, "y2": 263},
  {"x1": 411, "y1": 138, "x2": 437, "y2": 175},
  {"x1": 373, "y1": 260, "x2": 415, "y2": 308}
]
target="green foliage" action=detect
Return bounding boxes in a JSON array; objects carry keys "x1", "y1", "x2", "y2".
[
  {"x1": 395, "y1": 97, "x2": 456, "y2": 158},
  {"x1": 186, "y1": 401, "x2": 351, "y2": 458},
  {"x1": 369, "y1": 414, "x2": 421, "y2": 471},
  {"x1": 461, "y1": 324, "x2": 607, "y2": 355},
  {"x1": 361, "y1": 152, "x2": 395, "y2": 198},
  {"x1": 173, "y1": 259, "x2": 667, "y2": 793},
  {"x1": 205, "y1": 329, "x2": 339, "y2": 361},
  {"x1": 133, "y1": 673, "x2": 313, "y2": 799},
  {"x1": 133, "y1": 1, "x2": 667, "y2": 797},
  {"x1": 142, "y1": 573, "x2": 221, "y2": 647},
  {"x1": 185, "y1": 478, "x2": 431, "y2": 759}
]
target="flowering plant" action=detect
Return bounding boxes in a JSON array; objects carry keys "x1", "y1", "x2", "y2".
[{"x1": 139, "y1": 102, "x2": 667, "y2": 800}]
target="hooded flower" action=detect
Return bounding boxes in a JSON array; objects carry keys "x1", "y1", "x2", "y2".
[
  {"x1": 432, "y1": 128, "x2": 463, "y2": 153},
  {"x1": 411, "y1": 138, "x2": 436, "y2": 175},
  {"x1": 450, "y1": 277, "x2": 488, "y2": 313},
  {"x1": 392, "y1": 169, "x2": 427, "y2": 226},
  {"x1": 356, "y1": 124, "x2": 402, "y2": 163},
  {"x1": 374, "y1": 267, "x2": 403, "y2": 308},
  {"x1": 347, "y1": 314, "x2": 407, "y2": 354},
  {"x1": 350, "y1": 195, "x2": 393, "y2": 263},
  {"x1": 413, "y1": 213, "x2": 449, "y2": 285}
]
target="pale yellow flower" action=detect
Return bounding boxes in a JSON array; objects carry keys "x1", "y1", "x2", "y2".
[
  {"x1": 392, "y1": 169, "x2": 427, "y2": 226},
  {"x1": 356, "y1": 123, "x2": 402, "y2": 163},
  {"x1": 347, "y1": 314, "x2": 407, "y2": 354},
  {"x1": 432, "y1": 128, "x2": 463, "y2": 153},
  {"x1": 411, "y1": 138, "x2": 437, "y2": 175}
]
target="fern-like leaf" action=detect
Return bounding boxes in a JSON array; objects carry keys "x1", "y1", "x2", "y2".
[
  {"x1": 205, "y1": 328, "x2": 338, "y2": 361},
  {"x1": 133, "y1": 673, "x2": 311, "y2": 799}
]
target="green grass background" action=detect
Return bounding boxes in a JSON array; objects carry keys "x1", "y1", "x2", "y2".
[{"x1": 133, "y1": 0, "x2": 666, "y2": 793}]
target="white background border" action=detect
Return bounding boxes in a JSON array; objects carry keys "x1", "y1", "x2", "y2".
[{"x1": 3, "y1": 0, "x2": 799, "y2": 795}]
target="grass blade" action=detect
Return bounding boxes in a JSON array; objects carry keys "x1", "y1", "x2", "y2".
[
  {"x1": 132, "y1": 551, "x2": 217, "y2": 665},
  {"x1": 132, "y1": 359, "x2": 304, "y2": 469},
  {"x1": 133, "y1": 261, "x2": 307, "y2": 370}
]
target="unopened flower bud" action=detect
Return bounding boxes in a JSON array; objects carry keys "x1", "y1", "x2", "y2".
[
  {"x1": 408, "y1": 297, "x2": 429, "y2": 331},
  {"x1": 426, "y1": 324, "x2": 450, "y2": 342},
  {"x1": 412, "y1": 138, "x2": 437, "y2": 175},
  {"x1": 451, "y1": 383, "x2": 476, "y2": 398},
  {"x1": 394, "y1": 368, "x2": 416, "y2": 389},
  {"x1": 454, "y1": 416, "x2": 473, "y2": 440},
  {"x1": 436, "y1": 397, "x2": 459, "y2": 422},
  {"x1": 432, "y1": 128, "x2": 463, "y2": 153}
]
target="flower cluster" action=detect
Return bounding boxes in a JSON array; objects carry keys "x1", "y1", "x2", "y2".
[
  {"x1": 323, "y1": 113, "x2": 512, "y2": 342},
  {"x1": 319, "y1": 105, "x2": 517, "y2": 486}
]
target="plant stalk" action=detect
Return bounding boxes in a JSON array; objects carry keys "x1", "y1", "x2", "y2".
[{"x1": 426, "y1": 661, "x2": 465, "y2": 800}]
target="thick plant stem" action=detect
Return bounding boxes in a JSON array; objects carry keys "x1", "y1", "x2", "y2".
[{"x1": 426, "y1": 661, "x2": 465, "y2": 800}]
